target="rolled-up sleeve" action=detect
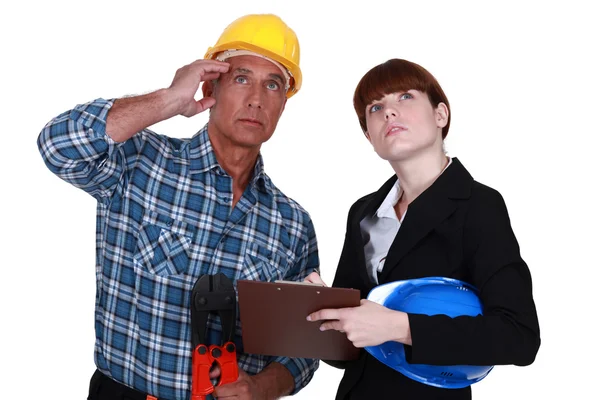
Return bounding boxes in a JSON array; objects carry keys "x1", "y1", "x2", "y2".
[
  {"x1": 37, "y1": 98, "x2": 123, "y2": 201},
  {"x1": 269, "y1": 355, "x2": 319, "y2": 395}
]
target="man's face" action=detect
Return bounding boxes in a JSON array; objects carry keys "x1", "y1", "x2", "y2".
[{"x1": 205, "y1": 55, "x2": 287, "y2": 150}]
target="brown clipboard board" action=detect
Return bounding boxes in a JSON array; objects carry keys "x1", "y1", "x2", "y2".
[{"x1": 237, "y1": 279, "x2": 361, "y2": 361}]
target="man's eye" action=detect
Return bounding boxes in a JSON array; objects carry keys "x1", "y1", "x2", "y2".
[
  {"x1": 399, "y1": 93, "x2": 413, "y2": 100},
  {"x1": 235, "y1": 76, "x2": 248, "y2": 84},
  {"x1": 266, "y1": 82, "x2": 280, "y2": 91}
]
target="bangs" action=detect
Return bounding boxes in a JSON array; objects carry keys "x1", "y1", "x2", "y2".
[{"x1": 354, "y1": 61, "x2": 429, "y2": 111}]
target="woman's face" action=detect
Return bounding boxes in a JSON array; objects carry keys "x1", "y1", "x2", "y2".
[{"x1": 364, "y1": 90, "x2": 448, "y2": 162}]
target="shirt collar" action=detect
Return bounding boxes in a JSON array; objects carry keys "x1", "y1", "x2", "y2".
[
  {"x1": 376, "y1": 180, "x2": 403, "y2": 219},
  {"x1": 189, "y1": 125, "x2": 220, "y2": 174},
  {"x1": 188, "y1": 124, "x2": 272, "y2": 192},
  {"x1": 250, "y1": 153, "x2": 271, "y2": 192}
]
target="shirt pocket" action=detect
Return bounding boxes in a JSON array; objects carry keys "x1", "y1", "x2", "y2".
[
  {"x1": 133, "y1": 209, "x2": 197, "y2": 276},
  {"x1": 240, "y1": 242, "x2": 289, "y2": 282}
]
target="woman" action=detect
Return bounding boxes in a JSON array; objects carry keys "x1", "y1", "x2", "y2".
[{"x1": 306, "y1": 59, "x2": 540, "y2": 399}]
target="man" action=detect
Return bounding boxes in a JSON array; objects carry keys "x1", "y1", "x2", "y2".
[{"x1": 37, "y1": 14, "x2": 319, "y2": 400}]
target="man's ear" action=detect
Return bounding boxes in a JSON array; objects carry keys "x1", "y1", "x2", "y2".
[
  {"x1": 202, "y1": 80, "x2": 214, "y2": 98},
  {"x1": 435, "y1": 102, "x2": 449, "y2": 129}
]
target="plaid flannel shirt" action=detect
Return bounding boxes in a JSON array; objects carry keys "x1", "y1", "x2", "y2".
[{"x1": 37, "y1": 98, "x2": 320, "y2": 400}]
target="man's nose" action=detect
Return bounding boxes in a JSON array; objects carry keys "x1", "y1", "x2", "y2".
[{"x1": 246, "y1": 86, "x2": 263, "y2": 109}]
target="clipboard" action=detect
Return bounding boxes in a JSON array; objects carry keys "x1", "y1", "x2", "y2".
[{"x1": 237, "y1": 279, "x2": 361, "y2": 361}]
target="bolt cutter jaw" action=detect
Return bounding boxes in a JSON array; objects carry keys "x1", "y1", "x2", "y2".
[{"x1": 190, "y1": 273, "x2": 239, "y2": 399}]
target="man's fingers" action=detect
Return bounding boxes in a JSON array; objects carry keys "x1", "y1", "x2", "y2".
[
  {"x1": 201, "y1": 72, "x2": 221, "y2": 82},
  {"x1": 189, "y1": 59, "x2": 230, "y2": 75},
  {"x1": 237, "y1": 368, "x2": 250, "y2": 379},
  {"x1": 190, "y1": 58, "x2": 230, "y2": 68},
  {"x1": 180, "y1": 97, "x2": 216, "y2": 118},
  {"x1": 209, "y1": 364, "x2": 221, "y2": 379},
  {"x1": 213, "y1": 380, "x2": 251, "y2": 398},
  {"x1": 195, "y1": 97, "x2": 217, "y2": 113},
  {"x1": 303, "y1": 272, "x2": 327, "y2": 286}
]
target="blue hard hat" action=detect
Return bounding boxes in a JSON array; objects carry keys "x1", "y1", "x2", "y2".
[{"x1": 365, "y1": 277, "x2": 493, "y2": 389}]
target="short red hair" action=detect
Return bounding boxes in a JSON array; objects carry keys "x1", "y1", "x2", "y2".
[{"x1": 353, "y1": 59, "x2": 451, "y2": 139}]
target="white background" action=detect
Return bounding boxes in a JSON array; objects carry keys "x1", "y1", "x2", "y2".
[{"x1": 1, "y1": 0, "x2": 598, "y2": 399}]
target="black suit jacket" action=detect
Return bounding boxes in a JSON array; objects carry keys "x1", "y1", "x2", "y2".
[{"x1": 329, "y1": 158, "x2": 540, "y2": 400}]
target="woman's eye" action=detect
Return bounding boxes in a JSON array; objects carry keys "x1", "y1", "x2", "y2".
[
  {"x1": 399, "y1": 93, "x2": 413, "y2": 100},
  {"x1": 369, "y1": 104, "x2": 382, "y2": 113}
]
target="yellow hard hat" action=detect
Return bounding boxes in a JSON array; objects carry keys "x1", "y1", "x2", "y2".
[{"x1": 205, "y1": 14, "x2": 302, "y2": 98}]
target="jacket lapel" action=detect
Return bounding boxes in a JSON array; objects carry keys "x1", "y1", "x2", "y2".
[{"x1": 379, "y1": 158, "x2": 473, "y2": 282}]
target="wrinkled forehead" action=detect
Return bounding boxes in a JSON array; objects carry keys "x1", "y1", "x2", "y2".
[{"x1": 218, "y1": 53, "x2": 290, "y2": 89}]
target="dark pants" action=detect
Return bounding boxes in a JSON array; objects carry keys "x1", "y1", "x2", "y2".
[{"x1": 87, "y1": 370, "x2": 155, "y2": 400}]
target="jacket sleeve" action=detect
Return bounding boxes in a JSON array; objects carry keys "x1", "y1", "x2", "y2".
[
  {"x1": 37, "y1": 98, "x2": 126, "y2": 202},
  {"x1": 331, "y1": 200, "x2": 367, "y2": 293},
  {"x1": 406, "y1": 187, "x2": 541, "y2": 366}
]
